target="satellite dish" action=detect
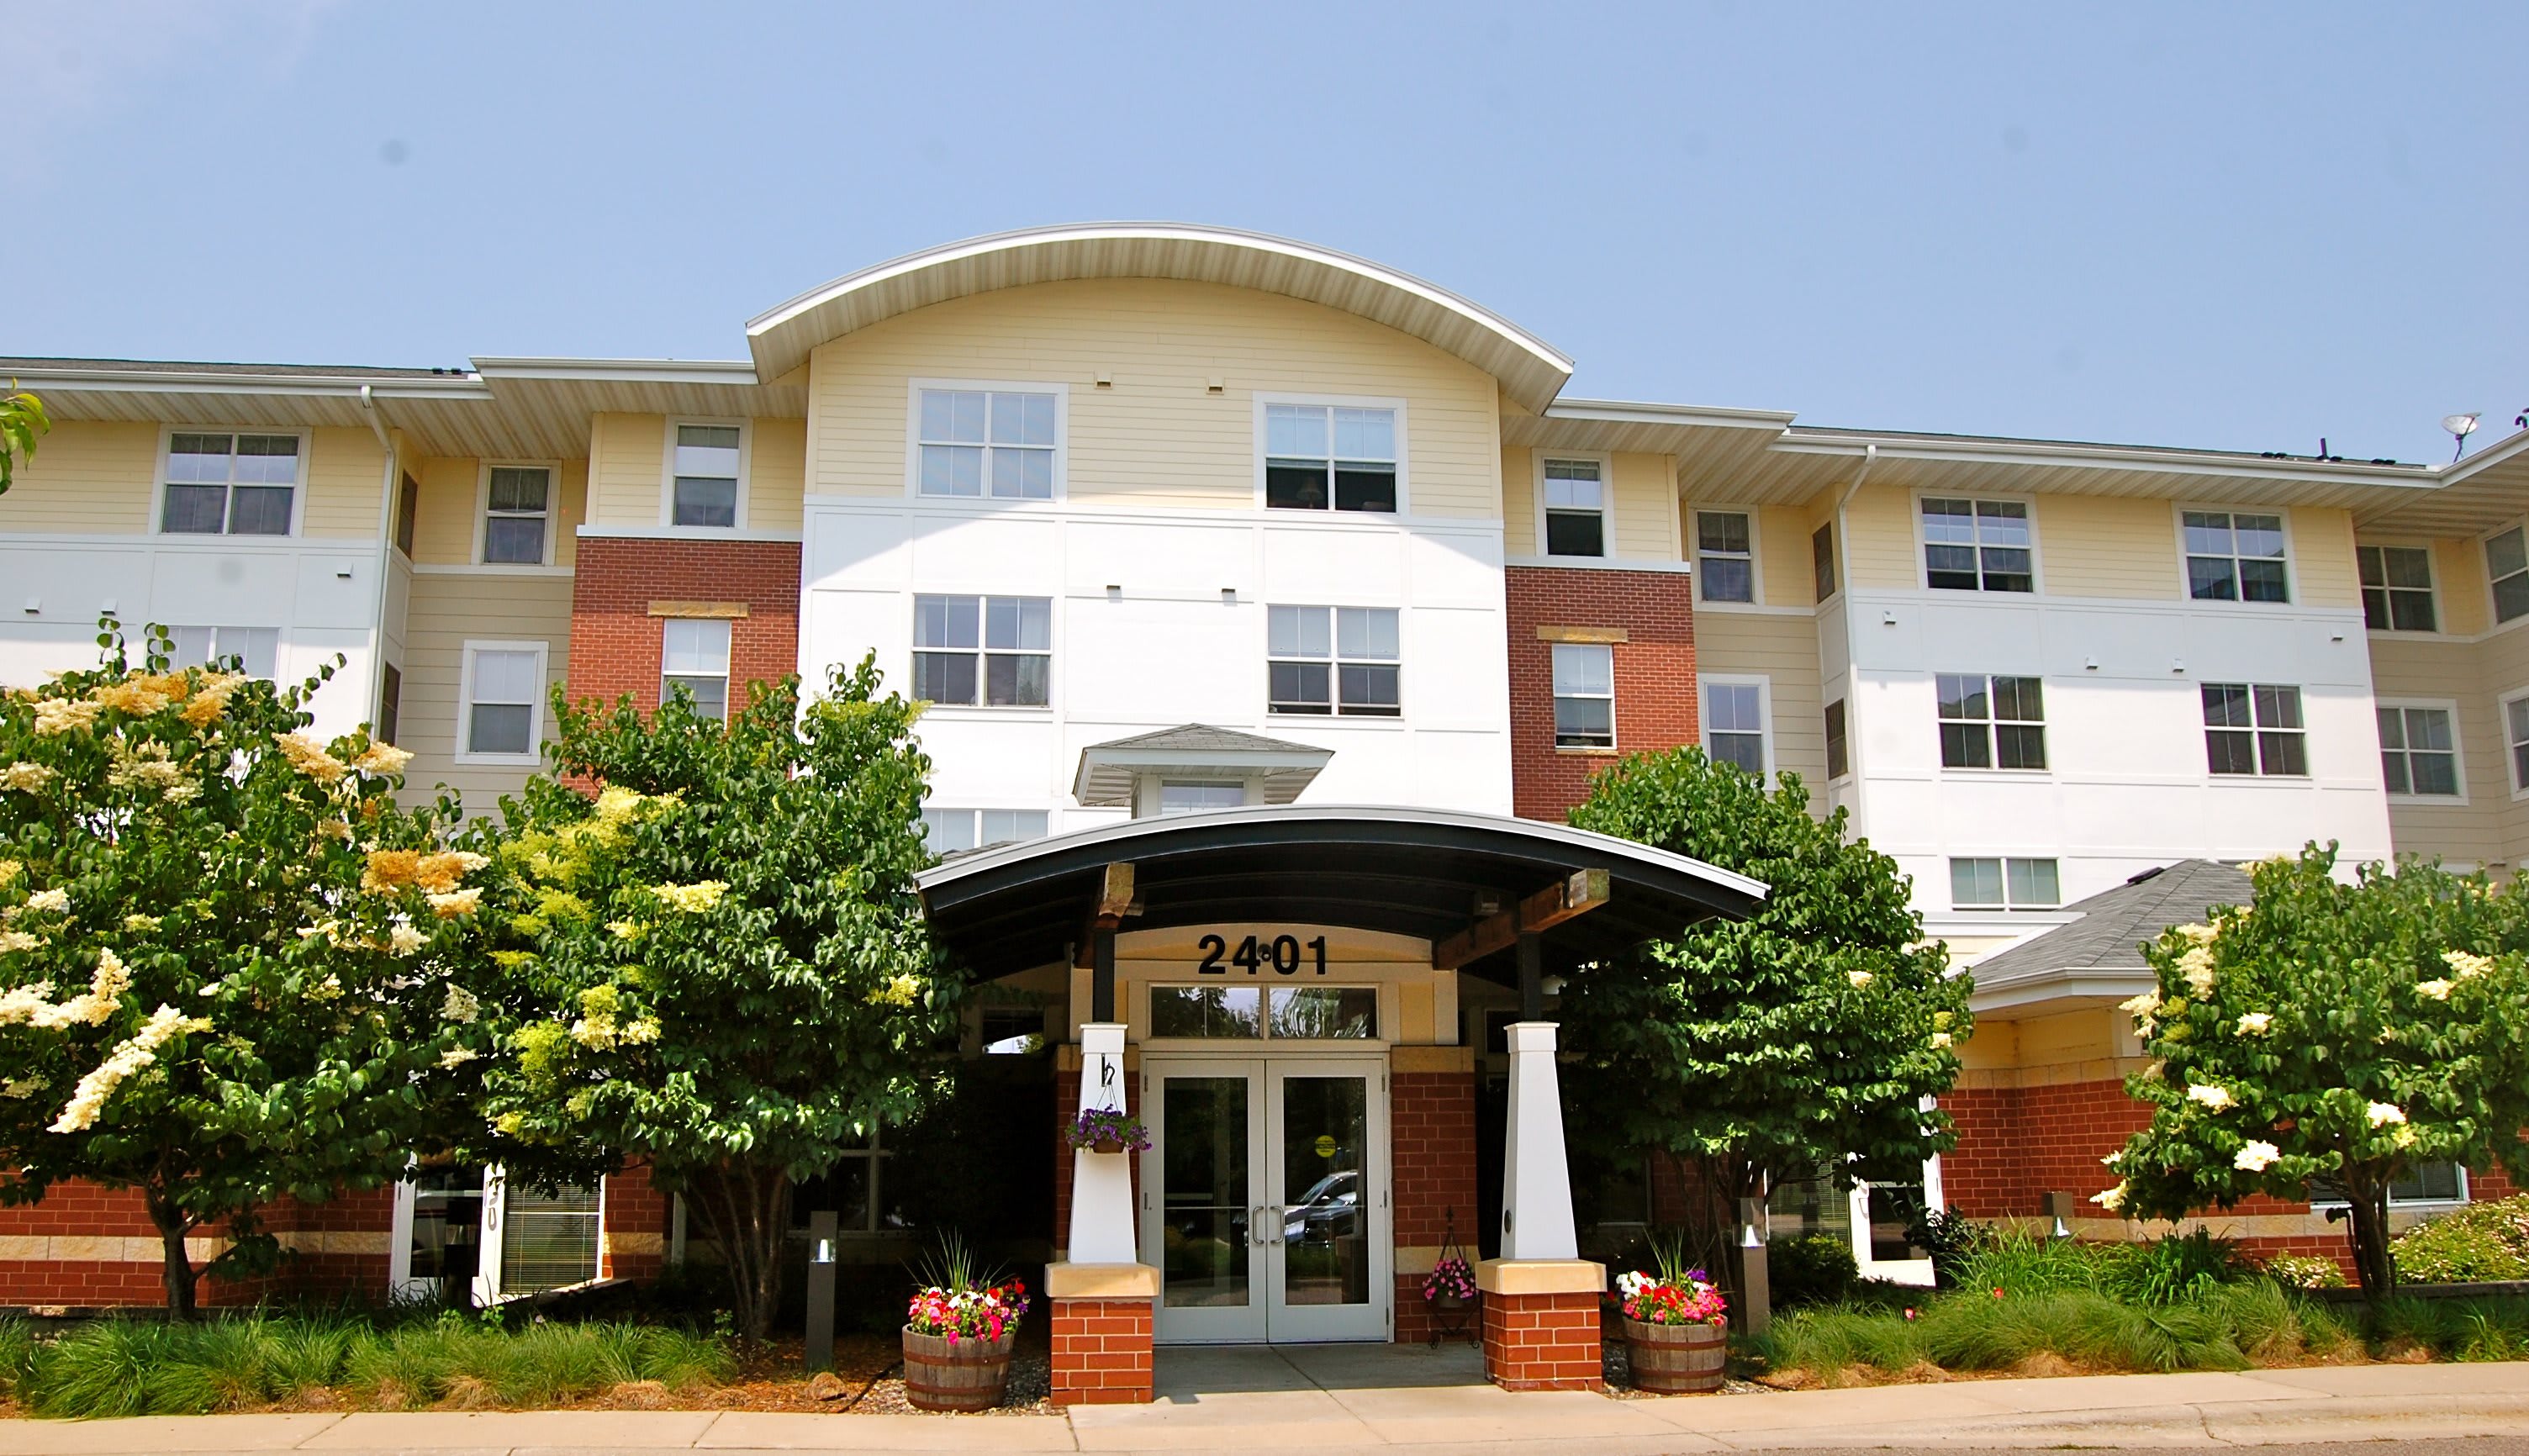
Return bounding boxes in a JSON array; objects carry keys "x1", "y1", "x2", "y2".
[{"x1": 2445, "y1": 413, "x2": 2483, "y2": 462}]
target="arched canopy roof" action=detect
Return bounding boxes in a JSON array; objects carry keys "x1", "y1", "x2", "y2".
[
  {"x1": 913, "y1": 804, "x2": 1766, "y2": 980},
  {"x1": 745, "y1": 223, "x2": 1576, "y2": 411}
]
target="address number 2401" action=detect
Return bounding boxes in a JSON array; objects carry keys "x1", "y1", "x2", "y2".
[{"x1": 1196, "y1": 933, "x2": 1329, "y2": 975}]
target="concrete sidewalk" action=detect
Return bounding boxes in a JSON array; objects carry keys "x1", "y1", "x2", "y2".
[{"x1": 7, "y1": 1351, "x2": 2528, "y2": 1455}]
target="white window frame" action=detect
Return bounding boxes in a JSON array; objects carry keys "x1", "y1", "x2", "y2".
[
  {"x1": 1935, "y1": 673, "x2": 2049, "y2": 773},
  {"x1": 455, "y1": 639, "x2": 550, "y2": 766},
  {"x1": 473, "y1": 1168, "x2": 606, "y2": 1304},
  {"x1": 2310, "y1": 1163, "x2": 2469, "y2": 1212},
  {"x1": 1550, "y1": 641, "x2": 1616, "y2": 751},
  {"x1": 921, "y1": 807, "x2": 1051, "y2": 853},
  {"x1": 1914, "y1": 491, "x2": 2040, "y2": 594},
  {"x1": 2505, "y1": 688, "x2": 2529, "y2": 802},
  {"x1": 659, "y1": 417, "x2": 751, "y2": 530},
  {"x1": 660, "y1": 617, "x2": 734, "y2": 720},
  {"x1": 153, "y1": 425, "x2": 309, "y2": 539},
  {"x1": 1534, "y1": 451, "x2": 1613, "y2": 560},
  {"x1": 475, "y1": 459, "x2": 562, "y2": 567},
  {"x1": 1701, "y1": 674, "x2": 1773, "y2": 778},
  {"x1": 911, "y1": 594, "x2": 1055, "y2": 710},
  {"x1": 2356, "y1": 541, "x2": 2440, "y2": 635},
  {"x1": 1252, "y1": 393, "x2": 1410, "y2": 514},
  {"x1": 1692, "y1": 509, "x2": 1761, "y2": 605},
  {"x1": 2376, "y1": 697, "x2": 2466, "y2": 804},
  {"x1": 1266, "y1": 604, "x2": 1403, "y2": 718},
  {"x1": 1851, "y1": 1152, "x2": 1943, "y2": 1286},
  {"x1": 2483, "y1": 522, "x2": 2529, "y2": 628},
  {"x1": 903, "y1": 377, "x2": 1070, "y2": 502},
  {"x1": 2202, "y1": 682, "x2": 2308, "y2": 779},
  {"x1": 163, "y1": 625, "x2": 281, "y2": 681},
  {"x1": 1947, "y1": 856, "x2": 2062, "y2": 910},
  {"x1": 2176, "y1": 504, "x2": 2295, "y2": 606}
]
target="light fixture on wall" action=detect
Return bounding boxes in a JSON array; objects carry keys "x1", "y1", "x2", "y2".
[{"x1": 2443, "y1": 413, "x2": 2481, "y2": 462}]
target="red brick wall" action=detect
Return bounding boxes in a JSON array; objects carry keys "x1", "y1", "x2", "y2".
[
  {"x1": 1502, "y1": 566, "x2": 1697, "y2": 821},
  {"x1": 566, "y1": 537, "x2": 802, "y2": 713},
  {"x1": 1392, "y1": 1068, "x2": 1480, "y2": 1343},
  {"x1": 1050, "y1": 1297, "x2": 1154, "y2": 1406},
  {"x1": 1481, "y1": 1289, "x2": 1602, "y2": 1390},
  {"x1": 605, "y1": 1163, "x2": 671, "y2": 1283}
]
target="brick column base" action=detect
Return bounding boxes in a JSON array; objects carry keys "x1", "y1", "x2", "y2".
[
  {"x1": 1050, "y1": 1296, "x2": 1154, "y2": 1406},
  {"x1": 1475, "y1": 1258, "x2": 1606, "y2": 1391}
]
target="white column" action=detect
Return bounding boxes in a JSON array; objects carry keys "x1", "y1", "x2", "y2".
[
  {"x1": 1066, "y1": 1022, "x2": 1139, "y2": 1264},
  {"x1": 1499, "y1": 1021, "x2": 1579, "y2": 1261}
]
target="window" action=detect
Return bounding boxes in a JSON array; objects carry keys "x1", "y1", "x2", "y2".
[
  {"x1": 912, "y1": 595, "x2": 1050, "y2": 707},
  {"x1": 979, "y1": 1008, "x2": 1046, "y2": 1056},
  {"x1": 1813, "y1": 522, "x2": 1838, "y2": 603},
  {"x1": 1540, "y1": 458, "x2": 1606, "y2": 557},
  {"x1": 1696, "y1": 511, "x2": 1754, "y2": 603},
  {"x1": 378, "y1": 662, "x2": 402, "y2": 746},
  {"x1": 161, "y1": 432, "x2": 298, "y2": 535},
  {"x1": 2357, "y1": 546, "x2": 2437, "y2": 632},
  {"x1": 792, "y1": 1131, "x2": 900, "y2": 1235},
  {"x1": 916, "y1": 388, "x2": 1056, "y2": 499},
  {"x1": 1703, "y1": 679, "x2": 1766, "y2": 776},
  {"x1": 1935, "y1": 674, "x2": 2046, "y2": 770},
  {"x1": 1921, "y1": 498, "x2": 2031, "y2": 592},
  {"x1": 1950, "y1": 857, "x2": 2061, "y2": 910},
  {"x1": 165, "y1": 626, "x2": 277, "y2": 679},
  {"x1": 2379, "y1": 705, "x2": 2458, "y2": 797},
  {"x1": 669, "y1": 424, "x2": 742, "y2": 528},
  {"x1": 1824, "y1": 699, "x2": 1850, "y2": 779},
  {"x1": 2203, "y1": 683, "x2": 2306, "y2": 777},
  {"x1": 2313, "y1": 1162, "x2": 2466, "y2": 1209},
  {"x1": 394, "y1": 473, "x2": 419, "y2": 558},
  {"x1": 1264, "y1": 403, "x2": 1396, "y2": 512},
  {"x1": 460, "y1": 644, "x2": 546, "y2": 762},
  {"x1": 661, "y1": 619, "x2": 732, "y2": 720},
  {"x1": 1551, "y1": 643, "x2": 1613, "y2": 748},
  {"x1": 1149, "y1": 984, "x2": 1375, "y2": 1040},
  {"x1": 1268, "y1": 605, "x2": 1399, "y2": 716},
  {"x1": 920, "y1": 808, "x2": 1049, "y2": 853},
  {"x1": 2183, "y1": 510, "x2": 2289, "y2": 603},
  {"x1": 2488, "y1": 527, "x2": 2529, "y2": 625},
  {"x1": 494, "y1": 1180, "x2": 600, "y2": 1295},
  {"x1": 2509, "y1": 694, "x2": 2529, "y2": 794},
  {"x1": 1159, "y1": 783, "x2": 1245, "y2": 815},
  {"x1": 483, "y1": 466, "x2": 553, "y2": 565}
]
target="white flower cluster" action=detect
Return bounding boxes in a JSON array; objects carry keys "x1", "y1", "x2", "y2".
[
  {"x1": 649, "y1": 880, "x2": 729, "y2": 914},
  {"x1": 2234, "y1": 1140, "x2": 2281, "y2": 1172},
  {"x1": 0, "y1": 948, "x2": 132, "y2": 1029},
  {"x1": 2236, "y1": 1011, "x2": 2273, "y2": 1036},
  {"x1": 2366, "y1": 1101, "x2": 2405, "y2": 1128},
  {"x1": 49, "y1": 1003, "x2": 212, "y2": 1133},
  {"x1": 2092, "y1": 1181, "x2": 2129, "y2": 1212},
  {"x1": 2442, "y1": 949, "x2": 2495, "y2": 981},
  {"x1": 2186, "y1": 1083, "x2": 2236, "y2": 1112},
  {"x1": 2, "y1": 761, "x2": 58, "y2": 792}
]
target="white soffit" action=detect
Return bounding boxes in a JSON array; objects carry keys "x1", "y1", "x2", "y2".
[{"x1": 745, "y1": 223, "x2": 1577, "y2": 411}]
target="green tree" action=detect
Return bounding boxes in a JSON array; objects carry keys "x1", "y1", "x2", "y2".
[
  {"x1": 2100, "y1": 844, "x2": 2529, "y2": 1301},
  {"x1": 0, "y1": 625, "x2": 496, "y2": 1316},
  {"x1": 1561, "y1": 749, "x2": 1971, "y2": 1274},
  {"x1": 476, "y1": 660, "x2": 954, "y2": 1339},
  {"x1": 0, "y1": 382, "x2": 48, "y2": 495}
]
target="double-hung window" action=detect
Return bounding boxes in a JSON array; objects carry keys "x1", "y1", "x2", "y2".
[
  {"x1": 460, "y1": 644, "x2": 546, "y2": 762},
  {"x1": 1159, "y1": 783, "x2": 1245, "y2": 815},
  {"x1": 1696, "y1": 512, "x2": 1755, "y2": 603},
  {"x1": 1936, "y1": 674, "x2": 2046, "y2": 770},
  {"x1": 2357, "y1": 546, "x2": 2437, "y2": 632},
  {"x1": 1264, "y1": 404, "x2": 1396, "y2": 513},
  {"x1": 1703, "y1": 679, "x2": 1766, "y2": 775},
  {"x1": 162, "y1": 433, "x2": 298, "y2": 535},
  {"x1": 1551, "y1": 643, "x2": 1613, "y2": 747},
  {"x1": 912, "y1": 595, "x2": 1051, "y2": 707},
  {"x1": 2487, "y1": 527, "x2": 2529, "y2": 625},
  {"x1": 165, "y1": 626, "x2": 278, "y2": 680},
  {"x1": 2203, "y1": 683, "x2": 2305, "y2": 777},
  {"x1": 921, "y1": 808, "x2": 1049, "y2": 853},
  {"x1": 1268, "y1": 605, "x2": 1399, "y2": 715},
  {"x1": 1812, "y1": 522, "x2": 1839, "y2": 603},
  {"x1": 1950, "y1": 857, "x2": 2061, "y2": 910},
  {"x1": 916, "y1": 388, "x2": 1056, "y2": 499},
  {"x1": 1541, "y1": 458, "x2": 1607, "y2": 557},
  {"x1": 483, "y1": 466, "x2": 553, "y2": 565},
  {"x1": 1921, "y1": 498, "x2": 2032, "y2": 592},
  {"x1": 2378, "y1": 705, "x2": 2458, "y2": 797},
  {"x1": 669, "y1": 424, "x2": 742, "y2": 528},
  {"x1": 661, "y1": 619, "x2": 732, "y2": 720},
  {"x1": 2183, "y1": 510, "x2": 2289, "y2": 603},
  {"x1": 2508, "y1": 695, "x2": 2529, "y2": 794}
]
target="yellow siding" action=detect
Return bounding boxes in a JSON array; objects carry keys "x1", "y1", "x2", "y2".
[
  {"x1": 554, "y1": 460, "x2": 587, "y2": 567},
  {"x1": 1501, "y1": 445, "x2": 1535, "y2": 555},
  {"x1": 1609, "y1": 451, "x2": 1676, "y2": 561},
  {"x1": 1695, "y1": 609, "x2": 1824, "y2": 795},
  {"x1": 749, "y1": 417, "x2": 806, "y2": 532},
  {"x1": 409, "y1": 456, "x2": 480, "y2": 566},
  {"x1": 2433, "y1": 535, "x2": 2490, "y2": 637},
  {"x1": 393, "y1": 573, "x2": 573, "y2": 815},
  {"x1": 1840, "y1": 483, "x2": 1919, "y2": 590},
  {"x1": 2289, "y1": 506, "x2": 2359, "y2": 609},
  {"x1": 2035, "y1": 495, "x2": 2177, "y2": 599},
  {"x1": 2480, "y1": 623, "x2": 2529, "y2": 868},
  {"x1": 1756, "y1": 505, "x2": 1817, "y2": 608},
  {"x1": 589, "y1": 413, "x2": 665, "y2": 526},
  {"x1": 0, "y1": 420, "x2": 159, "y2": 532},
  {"x1": 806, "y1": 278, "x2": 1503, "y2": 518},
  {"x1": 303, "y1": 428, "x2": 388, "y2": 537},
  {"x1": 2019, "y1": 1007, "x2": 2120, "y2": 1065}
]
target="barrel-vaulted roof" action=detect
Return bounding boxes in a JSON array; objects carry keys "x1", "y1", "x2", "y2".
[{"x1": 742, "y1": 223, "x2": 1577, "y2": 411}]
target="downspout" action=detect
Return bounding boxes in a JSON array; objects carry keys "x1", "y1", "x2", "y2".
[
  {"x1": 358, "y1": 386, "x2": 398, "y2": 737},
  {"x1": 1827, "y1": 443, "x2": 1876, "y2": 826}
]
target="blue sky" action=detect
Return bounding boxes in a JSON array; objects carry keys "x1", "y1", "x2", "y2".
[{"x1": 13, "y1": 3, "x2": 2526, "y2": 464}]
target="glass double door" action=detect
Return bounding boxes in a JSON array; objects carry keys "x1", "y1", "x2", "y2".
[{"x1": 1144, "y1": 1056, "x2": 1389, "y2": 1343}]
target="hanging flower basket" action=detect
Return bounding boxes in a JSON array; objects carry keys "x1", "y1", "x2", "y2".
[
  {"x1": 1422, "y1": 1254, "x2": 1477, "y2": 1312},
  {"x1": 1066, "y1": 1105, "x2": 1149, "y2": 1155}
]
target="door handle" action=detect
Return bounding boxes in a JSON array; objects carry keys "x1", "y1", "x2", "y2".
[
  {"x1": 1252, "y1": 1206, "x2": 1266, "y2": 1246},
  {"x1": 1267, "y1": 1205, "x2": 1284, "y2": 1245}
]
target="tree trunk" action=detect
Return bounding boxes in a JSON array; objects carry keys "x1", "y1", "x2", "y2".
[
  {"x1": 2344, "y1": 1177, "x2": 2396, "y2": 1303},
  {"x1": 143, "y1": 1185, "x2": 199, "y2": 1321},
  {"x1": 684, "y1": 1162, "x2": 793, "y2": 1341}
]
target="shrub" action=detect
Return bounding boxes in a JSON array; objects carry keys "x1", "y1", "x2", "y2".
[
  {"x1": 1768, "y1": 1235, "x2": 1860, "y2": 1308},
  {"x1": 1957, "y1": 1229, "x2": 2111, "y2": 1297},
  {"x1": 2390, "y1": 1194, "x2": 2529, "y2": 1284},
  {"x1": 2099, "y1": 1230, "x2": 2257, "y2": 1306},
  {"x1": 2262, "y1": 1253, "x2": 2347, "y2": 1290},
  {"x1": 1908, "y1": 1208, "x2": 1987, "y2": 1289}
]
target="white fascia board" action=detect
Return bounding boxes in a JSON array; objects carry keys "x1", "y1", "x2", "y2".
[
  {"x1": 472, "y1": 357, "x2": 762, "y2": 386},
  {"x1": 1967, "y1": 968, "x2": 2154, "y2": 1016},
  {"x1": 1545, "y1": 398, "x2": 1799, "y2": 431},
  {"x1": 1774, "y1": 429, "x2": 2433, "y2": 487},
  {"x1": 4, "y1": 368, "x2": 490, "y2": 401}
]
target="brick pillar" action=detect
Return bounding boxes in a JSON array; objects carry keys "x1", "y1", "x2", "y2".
[
  {"x1": 1391, "y1": 1052, "x2": 1480, "y2": 1345},
  {"x1": 1049, "y1": 1295, "x2": 1155, "y2": 1406},
  {"x1": 1476, "y1": 1259, "x2": 1605, "y2": 1391}
]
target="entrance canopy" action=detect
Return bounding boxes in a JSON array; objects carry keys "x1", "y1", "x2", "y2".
[{"x1": 913, "y1": 804, "x2": 1766, "y2": 979}]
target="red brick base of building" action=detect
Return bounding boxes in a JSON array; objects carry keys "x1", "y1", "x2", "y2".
[
  {"x1": 1478, "y1": 1289, "x2": 1603, "y2": 1391},
  {"x1": 1049, "y1": 1296, "x2": 1155, "y2": 1406}
]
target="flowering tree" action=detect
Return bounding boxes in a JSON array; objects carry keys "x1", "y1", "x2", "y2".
[
  {"x1": 475, "y1": 660, "x2": 953, "y2": 1339},
  {"x1": 2099, "y1": 845, "x2": 2529, "y2": 1300},
  {"x1": 0, "y1": 625, "x2": 497, "y2": 1316},
  {"x1": 1560, "y1": 749, "x2": 1971, "y2": 1274}
]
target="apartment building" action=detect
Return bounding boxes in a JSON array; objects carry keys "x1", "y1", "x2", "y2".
[{"x1": 3, "y1": 224, "x2": 2524, "y2": 1329}]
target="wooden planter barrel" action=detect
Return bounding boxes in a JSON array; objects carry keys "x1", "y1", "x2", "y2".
[
  {"x1": 902, "y1": 1327, "x2": 1017, "y2": 1412},
  {"x1": 1624, "y1": 1316, "x2": 1725, "y2": 1395}
]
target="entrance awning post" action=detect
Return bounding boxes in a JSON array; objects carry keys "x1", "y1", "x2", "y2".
[
  {"x1": 1516, "y1": 930, "x2": 1544, "y2": 1022},
  {"x1": 1091, "y1": 926, "x2": 1117, "y2": 1024},
  {"x1": 1497, "y1": 1021, "x2": 1579, "y2": 1261},
  {"x1": 1066, "y1": 1022, "x2": 1139, "y2": 1265}
]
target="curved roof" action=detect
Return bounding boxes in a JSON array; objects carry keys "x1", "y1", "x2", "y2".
[
  {"x1": 914, "y1": 804, "x2": 1766, "y2": 978},
  {"x1": 744, "y1": 223, "x2": 1576, "y2": 410}
]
